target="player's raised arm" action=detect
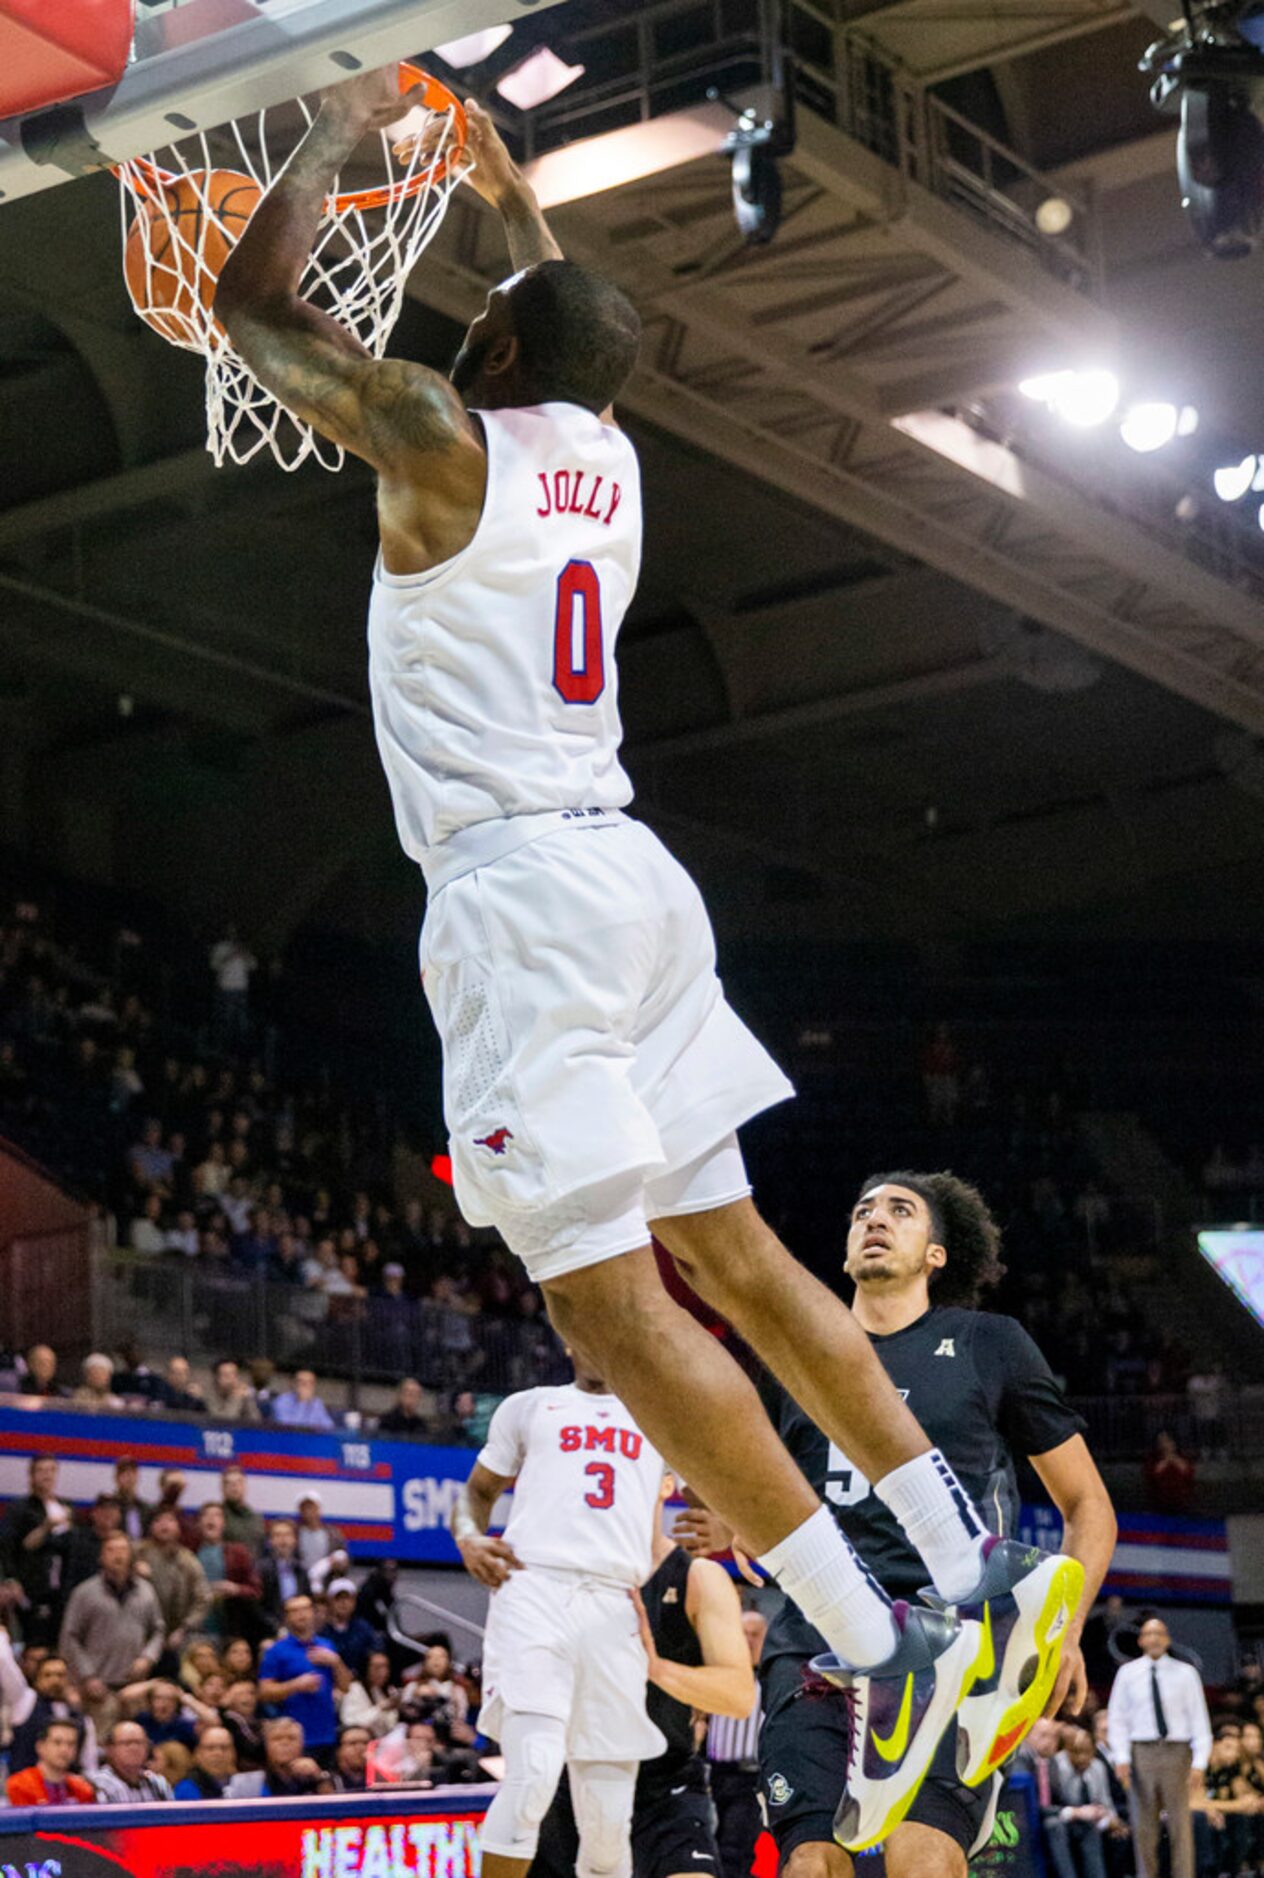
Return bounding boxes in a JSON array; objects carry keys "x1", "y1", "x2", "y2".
[
  {"x1": 214, "y1": 68, "x2": 481, "y2": 474},
  {"x1": 459, "y1": 99, "x2": 564, "y2": 270}
]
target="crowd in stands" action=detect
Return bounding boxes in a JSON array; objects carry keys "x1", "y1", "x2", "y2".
[{"x1": 0, "y1": 1453, "x2": 485, "y2": 1806}]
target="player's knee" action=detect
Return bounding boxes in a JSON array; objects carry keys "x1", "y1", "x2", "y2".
[
  {"x1": 482, "y1": 1730, "x2": 565, "y2": 1855},
  {"x1": 658, "y1": 1198, "x2": 775, "y2": 1308},
  {"x1": 573, "y1": 1765, "x2": 635, "y2": 1878},
  {"x1": 782, "y1": 1840, "x2": 852, "y2": 1878},
  {"x1": 544, "y1": 1252, "x2": 671, "y2": 1361}
]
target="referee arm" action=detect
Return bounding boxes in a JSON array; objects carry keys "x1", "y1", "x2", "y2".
[
  {"x1": 632, "y1": 1558, "x2": 755, "y2": 1719},
  {"x1": 1029, "y1": 1433, "x2": 1117, "y2": 1716}
]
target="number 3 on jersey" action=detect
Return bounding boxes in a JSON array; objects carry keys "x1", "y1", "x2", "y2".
[
  {"x1": 584, "y1": 1460, "x2": 615, "y2": 1509},
  {"x1": 553, "y1": 559, "x2": 605, "y2": 704}
]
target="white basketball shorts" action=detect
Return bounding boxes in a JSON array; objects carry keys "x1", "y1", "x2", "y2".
[
  {"x1": 419, "y1": 813, "x2": 794, "y2": 1281},
  {"x1": 480, "y1": 1566, "x2": 667, "y2": 1763}
]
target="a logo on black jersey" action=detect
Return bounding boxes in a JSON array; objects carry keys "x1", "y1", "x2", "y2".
[
  {"x1": 475, "y1": 1126, "x2": 514, "y2": 1155},
  {"x1": 935, "y1": 1338, "x2": 956, "y2": 1357},
  {"x1": 767, "y1": 1774, "x2": 794, "y2": 1807},
  {"x1": 662, "y1": 1586, "x2": 679, "y2": 1603}
]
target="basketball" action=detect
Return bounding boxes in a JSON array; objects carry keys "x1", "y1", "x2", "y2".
[{"x1": 123, "y1": 166, "x2": 261, "y2": 348}]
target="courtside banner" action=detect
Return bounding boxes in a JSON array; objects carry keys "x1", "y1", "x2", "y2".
[
  {"x1": 1019, "y1": 1502, "x2": 1232, "y2": 1606},
  {"x1": 0, "y1": 1403, "x2": 479, "y2": 1562},
  {"x1": 0, "y1": 1788, "x2": 492, "y2": 1878}
]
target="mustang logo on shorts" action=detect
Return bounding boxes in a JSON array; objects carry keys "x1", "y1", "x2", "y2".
[{"x1": 475, "y1": 1126, "x2": 514, "y2": 1155}]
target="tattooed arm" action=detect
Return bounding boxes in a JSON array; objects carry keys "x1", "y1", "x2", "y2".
[{"x1": 214, "y1": 69, "x2": 481, "y2": 480}]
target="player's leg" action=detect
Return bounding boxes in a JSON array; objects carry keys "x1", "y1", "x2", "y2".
[
  {"x1": 780, "y1": 1844, "x2": 852, "y2": 1878},
  {"x1": 631, "y1": 1787, "x2": 723, "y2": 1878},
  {"x1": 651, "y1": 1194, "x2": 986, "y2": 1599},
  {"x1": 480, "y1": 1713, "x2": 568, "y2": 1878},
  {"x1": 570, "y1": 1758, "x2": 639, "y2": 1878},
  {"x1": 882, "y1": 1825, "x2": 967, "y2": 1878}
]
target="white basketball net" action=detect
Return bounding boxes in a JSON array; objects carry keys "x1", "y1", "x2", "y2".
[{"x1": 117, "y1": 85, "x2": 466, "y2": 471}]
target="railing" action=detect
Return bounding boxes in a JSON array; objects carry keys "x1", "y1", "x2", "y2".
[
  {"x1": 1069, "y1": 1391, "x2": 1264, "y2": 1464},
  {"x1": 94, "y1": 1252, "x2": 566, "y2": 1409}
]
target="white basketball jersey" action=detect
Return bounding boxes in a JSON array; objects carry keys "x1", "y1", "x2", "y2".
[
  {"x1": 478, "y1": 1383, "x2": 663, "y2": 1587},
  {"x1": 367, "y1": 402, "x2": 642, "y2": 866}
]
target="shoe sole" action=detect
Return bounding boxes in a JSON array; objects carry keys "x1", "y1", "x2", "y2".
[
  {"x1": 835, "y1": 1617, "x2": 982, "y2": 1853},
  {"x1": 956, "y1": 1554, "x2": 1085, "y2": 1786}
]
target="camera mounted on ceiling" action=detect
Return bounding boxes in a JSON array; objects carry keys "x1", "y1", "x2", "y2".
[
  {"x1": 1142, "y1": 0, "x2": 1264, "y2": 257},
  {"x1": 707, "y1": 67, "x2": 797, "y2": 246}
]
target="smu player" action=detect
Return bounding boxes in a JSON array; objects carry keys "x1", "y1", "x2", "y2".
[
  {"x1": 218, "y1": 71, "x2": 1082, "y2": 1840},
  {"x1": 452, "y1": 1353, "x2": 666, "y2": 1878}
]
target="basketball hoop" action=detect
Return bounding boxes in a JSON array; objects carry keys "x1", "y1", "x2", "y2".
[{"x1": 115, "y1": 64, "x2": 468, "y2": 471}]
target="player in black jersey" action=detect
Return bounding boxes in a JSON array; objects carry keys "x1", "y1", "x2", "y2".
[
  {"x1": 530, "y1": 1475, "x2": 755, "y2": 1878},
  {"x1": 678, "y1": 1171, "x2": 1117, "y2": 1877}
]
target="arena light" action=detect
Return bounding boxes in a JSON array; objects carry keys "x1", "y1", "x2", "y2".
[
  {"x1": 433, "y1": 26, "x2": 514, "y2": 68},
  {"x1": 496, "y1": 46, "x2": 585, "y2": 110},
  {"x1": 1035, "y1": 195, "x2": 1074, "y2": 235},
  {"x1": 1120, "y1": 402, "x2": 1199, "y2": 452},
  {"x1": 1017, "y1": 369, "x2": 1120, "y2": 428},
  {"x1": 1214, "y1": 454, "x2": 1258, "y2": 500}
]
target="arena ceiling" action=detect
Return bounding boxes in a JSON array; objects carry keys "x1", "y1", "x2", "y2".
[{"x1": 4, "y1": 0, "x2": 1264, "y2": 953}]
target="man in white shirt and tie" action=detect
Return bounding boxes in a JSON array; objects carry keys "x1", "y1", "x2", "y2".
[{"x1": 1107, "y1": 1615, "x2": 1212, "y2": 1878}]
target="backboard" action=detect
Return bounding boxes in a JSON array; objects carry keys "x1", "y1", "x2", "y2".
[{"x1": 0, "y1": 0, "x2": 567, "y2": 205}]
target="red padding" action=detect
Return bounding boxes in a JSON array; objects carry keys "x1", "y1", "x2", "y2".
[{"x1": 0, "y1": 0, "x2": 134, "y2": 120}]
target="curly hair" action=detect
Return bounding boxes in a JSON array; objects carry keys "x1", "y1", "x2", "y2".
[{"x1": 856, "y1": 1170, "x2": 1006, "y2": 1308}]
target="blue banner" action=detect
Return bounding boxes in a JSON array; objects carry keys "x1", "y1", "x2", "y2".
[{"x1": 0, "y1": 1402, "x2": 477, "y2": 1562}]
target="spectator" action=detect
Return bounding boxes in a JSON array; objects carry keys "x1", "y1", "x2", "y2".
[
  {"x1": 164, "y1": 1209, "x2": 200, "y2": 1259},
  {"x1": 355, "y1": 1560, "x2": 400, "y2": 1640},
  {"x1": 8, "y1": 1653, "x2": 97, "y2": 1775},
  {"x1": 174, "y1": 1723, "x2": 236, "y2": 1799},
  {"x1": 1193, "y1": 1725, "x2": 1261, "y2": 1875},
  {"x1": 73, "y1": 1353, "x2": 124, "y2": 1411},
  {"x1": 152, "y1": 1740, "x2": 193, "y2": 1790},
  {"x1": 161, "y1": 1356, "x2": 205, "y2": 1414},
  {"x1": 379, "y1": 1717, "x2": 443, "y2": 1786},
  {"x1": 0, "y1": 1456, "x2": 74, "y2": 1645},
  {"x1": 271, "y1": 1368, "x2": 336, "y2": 1432},
  {"x1": 341, "y1": 1650, "x2": 402, "y2": 1738},
  {"x1": 23, "y1": 1343, "x2": 67, "y2": 1399},
  {"x1": 258, "y1": 1593, "x2": 349, "y2": 1765},
  {"x1": 127, "y1": 1120, "x2": 173, "y2": 1199},
  {"x1": 89, "y1": 1718, "x2": 174, "y2": 1803},
  {"x1": 259, "y1": 1520, "x2": 311, "y2": 1630},
  {"x1": 115, "y1": 1458, "x2": 151, "y2": 1543},
  {"x1": 220, "y1": 1465, "x2": 266, "y2": 1555},
  {"x1": 404, "y1": 1640, "x2": 468, "y2": 1729},
  {"x1": 5, "y1": 1719, "x2": 95, "y2": 1806},
  {"x1": 59, "y1": 1533, "x2": 164, "y2": 1733},
  {"x1": 1108, "y1": 1615, "x2": 1212, "y2": 1878},
  {"x1": 221, "y1": 1636, "x2": 256, "y2": 1681},
  {"x1": 195, "y1": 1501, "x2": 262, "y2": 1640},
  {"x1": 295, "y1": 1491, "x2": 346, "y2": 1573},
  {"x1": 331, "y1": 1723, "x2": 372, "y2": 1793},
  {"x1": 221, "y1": 1678, "x2": 265, "y2": 1772},
  {"x1": 65, "y1": 1494, "x2": 124, "y2": 1599},
  {"x1": 138, "y1": 1508, "x2": 211, "y2": 1665},
  {"x1": 126, "y1": 1679, "x2": 198, "y2": 1751},
  {"x1": 1146, "y1": 1432, "x2": 1197, "y2": 1515},
  {"x1": 1046, "y1": 1726, "x2": 1127, "y2": 1878},
  {"x1": 319, "y1": 1580, "x2": 380, "y2": 1683},
  {"x1": 226, "y1": 1717, "x2": 323, "y2": 1797},
  {"x1": 309, "y1": 1545, "x2": 353, "y2": 1600},
  {"x1": 151, "y1": 1468, "x2": 197, "y2": 1548},
  {"x1": 1187, "y1": 1366, "x2": 1229, "y2": 1458},
  {"x1": 128, "y1": 1195, "x2": 168, "y2": 1256},
  {"x1": 377, "y1": 1377, "x2": 429, "y2": 1436},
  {"x1": 209, "y1": 928, "x2": 257, "y2": 1049},
  {"x1": 207, "y1": 1360, "x2": 259, "y2": 1423}
]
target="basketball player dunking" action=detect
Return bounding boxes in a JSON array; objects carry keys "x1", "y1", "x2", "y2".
[
  {"x1": 216, "y1": 69, "x2": 1083, "y2": 1838},
  {"x1": 452, "y1": 1355, "x2": 667, "y2": 1878}
]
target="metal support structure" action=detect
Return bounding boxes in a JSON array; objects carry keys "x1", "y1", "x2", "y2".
[{"x1": 0, "y1": 0, "x2": 566, "y2": 203}]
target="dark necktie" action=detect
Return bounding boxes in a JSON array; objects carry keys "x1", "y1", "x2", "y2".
[
  {"x1": 1078, "y1": 1774, "x2": 1089, "y2": 1805},
  {"x1": 1151, "y1": 1663, "x2": 1169, "y2": 1738}
]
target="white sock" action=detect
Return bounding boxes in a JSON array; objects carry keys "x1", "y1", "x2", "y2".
[
  {"x1": 759, "y1": 1504, "x2": 898, "y2": 1668},
  {"x1": 875, "y1": 1448, "x2": 988, "y2": 1603}
]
